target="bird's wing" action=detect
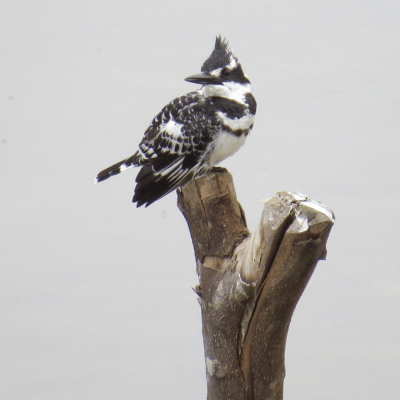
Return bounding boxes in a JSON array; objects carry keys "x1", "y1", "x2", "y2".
[{"x1": 133, "y1": 94, "x2": 220, "y2": 207}]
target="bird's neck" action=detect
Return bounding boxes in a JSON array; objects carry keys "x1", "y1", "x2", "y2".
[{"x1": 199, "y1": 82, "x2": 252, "y2": 105}]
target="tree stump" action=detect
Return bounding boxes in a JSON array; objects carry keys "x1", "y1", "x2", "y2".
[{"x1": 177, "y1": 168, "x2": 334, "y2": 400}]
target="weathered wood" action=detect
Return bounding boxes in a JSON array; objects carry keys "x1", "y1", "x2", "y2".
[
  {"x1": 177, "y1": 169, "x2": 334, "y2": 400},
  {"x1": 178, "y1": 169, "x2": 249, "y2": 264}
]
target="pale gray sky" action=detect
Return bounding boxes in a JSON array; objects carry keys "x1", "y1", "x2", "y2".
[{"x1": 1, "y1": 1, "x2": 399, "y2": 399}]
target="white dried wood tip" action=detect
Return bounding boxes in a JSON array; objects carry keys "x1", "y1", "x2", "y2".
[
  {"x1": 291, "y1": 191, "x2": 335, "y2": 221},
  {"x1": 237, "y1": 191, "x2": 334, "y2": 283}
]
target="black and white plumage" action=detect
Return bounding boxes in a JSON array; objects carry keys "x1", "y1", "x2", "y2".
[{"x1": 96, "y1": 36, "x2": 256, "y2": 207}]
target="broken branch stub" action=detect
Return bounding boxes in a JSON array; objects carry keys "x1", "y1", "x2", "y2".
[{"x1": 177, "y1": 169, "x2": 334, "y2": 400}]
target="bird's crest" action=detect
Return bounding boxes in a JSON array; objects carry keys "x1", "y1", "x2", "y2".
[{"x1": 201, "y1": 36, "x2": 237, "y2": 73}]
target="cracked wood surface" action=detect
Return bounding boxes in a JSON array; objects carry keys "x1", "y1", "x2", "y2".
[{"x1": 178, "y1": 169, "x2": 334, "y2": 400}]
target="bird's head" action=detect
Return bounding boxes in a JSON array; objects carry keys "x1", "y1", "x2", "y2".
[{"x1": 185, "y1": 36, "x2": 251, "y2": 100}]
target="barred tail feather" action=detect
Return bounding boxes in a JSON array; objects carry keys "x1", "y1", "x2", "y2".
[{"x1": 95, "y1": 153, "x2": 142, "y2": 183}]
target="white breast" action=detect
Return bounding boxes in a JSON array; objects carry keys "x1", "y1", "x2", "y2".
[
  {"x1": 208, "y1": 131, "x2": 247, "y2": 166},
  {"x1": 217, "y1": 111, "x2": 255, "y2": 131}
]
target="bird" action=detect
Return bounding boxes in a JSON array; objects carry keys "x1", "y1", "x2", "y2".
[{"x1": 95, "y1": 36, "x2": 256, "y2": 207}]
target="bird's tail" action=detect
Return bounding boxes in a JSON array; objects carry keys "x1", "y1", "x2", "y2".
[{"x1": 95, "y1": 153, "x2": 142, "y2": 183}]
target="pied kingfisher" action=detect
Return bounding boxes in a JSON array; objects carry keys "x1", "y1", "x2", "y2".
[{"x1": 96, "y1": 36, "x2": 256, "y2": 207}]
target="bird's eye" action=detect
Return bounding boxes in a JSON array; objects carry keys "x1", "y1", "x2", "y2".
[{"x1": 221, "y1": 68, "x2": 231, "y2": 78}]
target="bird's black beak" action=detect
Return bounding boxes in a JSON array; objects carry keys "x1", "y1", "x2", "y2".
[{"x1": 185, "y1": 72, "x2": 220, "y2": 85}]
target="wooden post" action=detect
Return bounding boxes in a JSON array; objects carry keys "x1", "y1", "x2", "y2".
[{"x1": 177, "y1": 168, "x2": 334, "y2": 400}]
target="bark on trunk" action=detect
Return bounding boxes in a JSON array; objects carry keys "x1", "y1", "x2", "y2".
[{"x1": 177, "y1": 168, "x2": 334, "y2": 400}]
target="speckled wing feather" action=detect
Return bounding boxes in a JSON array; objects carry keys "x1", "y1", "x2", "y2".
[{"x1": 132, "y1": 92, "x2": 221, "y2": 207}]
